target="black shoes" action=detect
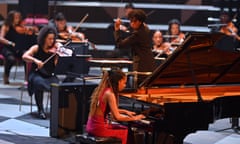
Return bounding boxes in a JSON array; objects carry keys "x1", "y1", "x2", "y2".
[{"x1": 38, "y1": 111, "x2": 47, "y2": 119}]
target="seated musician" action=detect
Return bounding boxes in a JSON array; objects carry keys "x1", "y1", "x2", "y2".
[
  {"x1": 152, "y1": 30, "x2": 171, "y2": 57},
  {"x1": 0, "y1": 10, "x2": 38, "y2": 84},
  {"x1": 22, "y1": 25, "x2": 60, "y2": 119},
  {"x1": 165, "y1": 19, "x2": 185, "y2": 54},
  {"x1": 219, "y1": 11, "x2": 240, "y2": 41},
  {"x1": 49, "y1": 12, "x2": 85, "y2": 42},
  {"x1": 86, "y1": 70, "x2": 145, "y2": 144}
]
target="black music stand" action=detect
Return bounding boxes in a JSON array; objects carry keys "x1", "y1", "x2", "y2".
[{"x1": 55, "y1": 55, "x2": 91, "y2": 82}]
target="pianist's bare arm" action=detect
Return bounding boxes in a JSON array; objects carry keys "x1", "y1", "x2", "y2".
[{"x1": 106, "y1": 91, "x2": 145, "y2": 122}]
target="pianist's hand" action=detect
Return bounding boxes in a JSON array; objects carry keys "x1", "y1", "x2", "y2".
[
  {"x1": 133, "y1": 114, "x2": 146, "y2": 121},
  {"x1": 125, "y1": 111, "x2": 136, "y2": 117}
]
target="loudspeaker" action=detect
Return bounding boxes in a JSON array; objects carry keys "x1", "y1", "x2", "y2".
[{"x1": 50, "y1": 82, "x2": 98, "y2": 138}]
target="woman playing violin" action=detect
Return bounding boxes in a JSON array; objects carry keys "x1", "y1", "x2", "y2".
[
  {"x1": 50, "y1": 12, "x2": 85, "y2": 42},
  {"x1": 166, "y1": 19, "x2": 185, "y2": 44},
  {"x1": 0, "y1": 10, "x2": 38, "y2": 84},
  {"x1": 22, "y1": 25, "x2": 59, "y2": 119}
]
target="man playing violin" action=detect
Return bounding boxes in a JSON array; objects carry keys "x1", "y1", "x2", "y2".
[
  {"x1": 22, "y1": 25, "x2": 60, "y2": 119},
  {"x1": 49, "y1": 12, "x2": 85, "y2": 42},
  {"x1": 0, "y1": 10, "x2": 38, "y2": 84}
]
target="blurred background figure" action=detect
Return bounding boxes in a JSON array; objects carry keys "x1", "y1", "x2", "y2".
[
  {"x1": 219, "y1": 11, "x2": 240, "y2": 40},
  {"x1": 165, "y1": 18, "x2": 185, "y2": 54},
  {"x1": 49, "y1": 12, "x2": 85, "y2": 42},
  {"x1": 166, "y1": 19, "x2": 185, "y2": 43},
  {"x1": 0, "y1": 10, "x2": 38, "y2": 84},
  {"x1": 152, "y1": 30, "x2": 171, "y2": 57}
]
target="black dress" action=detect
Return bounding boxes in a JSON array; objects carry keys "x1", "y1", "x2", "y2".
[{"x1": 28, "y1": 46, "x2": 59, "y2": 112}]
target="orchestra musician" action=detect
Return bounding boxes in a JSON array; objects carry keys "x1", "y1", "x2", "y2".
[
  {"x1": 152, "y1": 30, "x2": 171, "y2": 57},
  {"x1": 165, "y1": 19, "x2": 185, "y2": 54},
  {"x1": 49, "y1": 12, "x2": 85, "y2": 42},
  {"x1": 219, "y1": 11, "x2": 240, "y2": 41},
  {"x1": 86, "y1": 70, "x2": 145, "y2": 144},
  {"x1": 0, "y1": 10, "x2": 38, "y2": 84},
  {"x1": 114, "y1": 9, "x2": 156, "y2": 84},
  {"x1": 166, "y1": 19, "x2": 185, "y2": 44},
  {"x1": 22, "y1": 25, "x2": 60, "y2": 119}
]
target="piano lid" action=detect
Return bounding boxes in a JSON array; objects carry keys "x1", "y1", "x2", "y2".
[{"x1": 140, "y1": 32, "x2": 240, "y2": 87}]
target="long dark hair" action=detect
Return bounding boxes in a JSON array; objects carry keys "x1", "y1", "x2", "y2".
[
  {"x1": 37, "y1": 25, "x2": 57, "y2": 49},
  {"x1": 4, "y1": 10, "x2": 22, "y2": 26},
  {"x1": 107, "y1": 70, "x2": 126, "y2": 96},
  {"x1": 89, "y1": 70, "x2": 126, "y2": 115},
  {"x1": 168, "y1": 19, "x2": 181, "y2": 35}
]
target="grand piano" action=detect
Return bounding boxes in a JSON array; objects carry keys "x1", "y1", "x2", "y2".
[{"x1": 119, "y1": 32, "x2": 240, "y2": 144}]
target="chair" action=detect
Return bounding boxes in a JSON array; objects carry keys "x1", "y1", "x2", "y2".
[
  {"x1": 19, "y1": 62, "x2": 50, "y2": 113},
  {"x1": 13, "y1": 57, "x2": 23, "y2": 80},
  {"x1": 0, "y1": 44, "x2": 22, "y2": 81},
  {"x1": 0, "y1": 44, "x2": 5, "y2": 65}
]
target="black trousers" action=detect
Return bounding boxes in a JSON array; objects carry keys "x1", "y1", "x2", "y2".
[{"x1": 28, "y1": 72, "x2": 59, "y2": 112}]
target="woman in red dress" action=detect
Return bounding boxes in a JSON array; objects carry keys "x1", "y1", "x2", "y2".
[{"x1": 86, "y1": 70, "x2": 145, "y2": 144}]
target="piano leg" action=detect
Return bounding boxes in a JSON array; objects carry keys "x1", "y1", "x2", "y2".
[{"x1": 231, "y1": 117, "x2": 240, "y2": 133}]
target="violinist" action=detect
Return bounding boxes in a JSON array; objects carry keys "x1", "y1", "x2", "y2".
[
  {"x1": 22, "y1": 25, "x2": 60, "y2": 119},
  {"x1": 219, "y1": 11, "x2": 240, "y2": 41},
  {"x1": 165, "y1": 19, "x2": 185, "y2": 54},
  {"x1": 152, "y1": 30, "x2": 171, "y2": 57},
  {"x1": 0, "y1": 10, "x2": 38, "y2": 84},
  {"x1": 167, "y1": 19, "x2": 185, "y2": 43},
  {"x1": 50, "y1": 12, "x2": 85, "y2": 42}
]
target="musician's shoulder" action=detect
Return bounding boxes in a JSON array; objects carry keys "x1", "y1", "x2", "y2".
[{"x1": 30, "y1": 44, "x2": 39, "y2": 51}]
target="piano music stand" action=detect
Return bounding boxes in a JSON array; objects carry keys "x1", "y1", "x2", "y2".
[
  {"x1": 126, "y1": 71, "x2": 152, "y2": 90},
  {"x1": 88, "y1": 58, "x2": 133, "y2": 72}
]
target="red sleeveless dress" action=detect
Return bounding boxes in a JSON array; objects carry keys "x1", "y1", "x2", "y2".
[{"x1": 86, "y1": 88, "x2": 128, "y2": 144}]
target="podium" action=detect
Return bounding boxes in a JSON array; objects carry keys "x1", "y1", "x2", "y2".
[{"x1": 50, "y1": 82, "x2": 97, "y2": 138}]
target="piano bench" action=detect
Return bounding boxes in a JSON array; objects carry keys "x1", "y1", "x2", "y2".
[{"x1": 75, "y1": 134, "x2": 122, "y2": 144}]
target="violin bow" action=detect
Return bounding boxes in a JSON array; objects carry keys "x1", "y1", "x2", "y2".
[
  {"x1": 73, "y1": 13, "x2": 89, "y2": 33},
  {"x1": 42, "y1": 39, "x2": 72, "y2": 65}
]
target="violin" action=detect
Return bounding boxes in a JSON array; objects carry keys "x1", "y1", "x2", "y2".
[
  {"x1": 57, "y1": 13, "x2": 88, "y2": 42},
  {"x1": 47, "y1": 42, "x2": 73, "y2": 57},
  {"x1": 58, "y1": 31, "x2": 85, "y2": 42},
  {"x1": 14, "y1": 21, "x2": 39, "y2": 35},
  {"x1": 220, "y1": 22, "x2": 240, "y2": 40}
]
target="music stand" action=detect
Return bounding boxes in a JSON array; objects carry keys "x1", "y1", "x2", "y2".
[{"x1": 55, "y1": 55, "x2": 91, "y2": 82}]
